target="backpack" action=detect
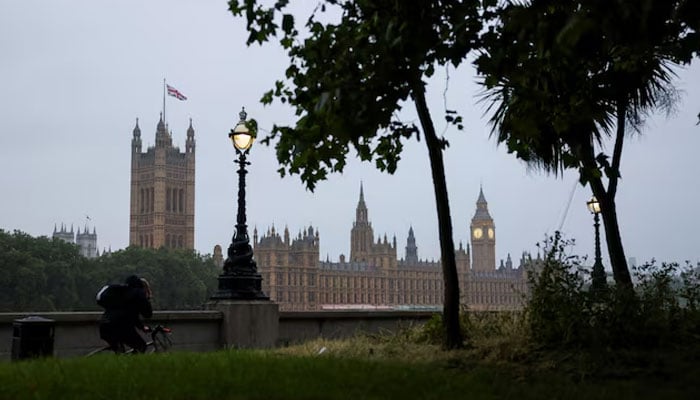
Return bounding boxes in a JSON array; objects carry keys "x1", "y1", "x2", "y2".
[{"x1": 96, "y1": 284, "x2": 129, "y2": 309}]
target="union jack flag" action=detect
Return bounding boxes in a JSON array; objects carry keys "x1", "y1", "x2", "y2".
[{"x1": 166, "y1": 84, "x2": 187, "y2": 101}]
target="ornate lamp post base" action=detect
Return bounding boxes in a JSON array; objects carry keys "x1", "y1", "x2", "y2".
[
  {"x1": 212, "y1": 273, "x2": 269, "y2": 300},
  {"x1": 211, "y1": 236, "x2": 269, "y2": 300}
]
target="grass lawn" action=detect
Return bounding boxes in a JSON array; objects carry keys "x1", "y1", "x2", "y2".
[{"x1": 1, "y1": 339, "x2": 698, "y2": 400}]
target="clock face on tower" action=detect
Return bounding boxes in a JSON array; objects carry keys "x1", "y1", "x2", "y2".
[
  {"x1": 473, "y1": 228, "x2": 483, "y2": 239},
  {"x1": 488, "y1": 228, "x2": 494, "y2": 239}
]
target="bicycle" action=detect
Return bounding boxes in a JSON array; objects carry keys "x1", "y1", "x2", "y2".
[{"x1": 86, "y1": 325, "x2": 173, "y2": 356}]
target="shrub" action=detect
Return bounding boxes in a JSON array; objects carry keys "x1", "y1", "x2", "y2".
[
  {"x1": 524, "y1": 232, "x2": 596, "y2": 348},
  {"x1": 525, "y1": 232, "x2": 700, "y2": 350}
]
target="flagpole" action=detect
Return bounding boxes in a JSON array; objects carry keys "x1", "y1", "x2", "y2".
[{"x1": 163, "y1": 78, "x2": 166, "y2": 124}]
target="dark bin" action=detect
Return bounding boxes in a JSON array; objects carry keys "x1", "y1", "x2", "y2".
[{"x1": 11, "y1": 316, "x2": 55, "y2": 360}]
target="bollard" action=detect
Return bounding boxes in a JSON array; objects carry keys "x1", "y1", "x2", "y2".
[{"x1": 11, "y1": 316, "x2": 55, "y2": 360}]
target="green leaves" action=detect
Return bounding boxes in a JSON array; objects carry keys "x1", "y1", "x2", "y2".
[{"x1": 229, "y1": 0, "x2": 482, "y2": 190}]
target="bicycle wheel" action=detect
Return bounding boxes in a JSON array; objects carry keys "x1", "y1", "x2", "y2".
[
  {"x1": 152, "y1": 330, "x2": 172, "y2": 352},
  {"x1": 85, "y1": 346, "x2": 111, "y2": 357}
]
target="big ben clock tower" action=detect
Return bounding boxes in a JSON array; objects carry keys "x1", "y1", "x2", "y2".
[{"x1": 470, "y1": 187, "x2": 496, "y2": 271}]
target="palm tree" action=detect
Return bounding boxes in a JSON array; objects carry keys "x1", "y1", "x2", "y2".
[{"x1": 476, "y1": 0, "x2": 690, "y2": 289}]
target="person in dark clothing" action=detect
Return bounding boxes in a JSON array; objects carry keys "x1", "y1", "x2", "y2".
[{"x1": 98, "y1": 275, "x2": 153, "y2": 353}]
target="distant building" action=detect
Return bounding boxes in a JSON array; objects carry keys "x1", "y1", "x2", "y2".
[
  {"x1": 253, "y1": 184, "x2": 532, "y2": 311},
  {"x1": 129, "y1": 115, "x2": 195, "y2": 249},
  {"x1": 52, "y1": 223, "x2": 75, "y2": 244},
  {"x1": 52, "y1": 223, "x2": 98, "y2": 258},
  {"x1": 213, "y1": 244, "x2": 224, "y2": 268}
]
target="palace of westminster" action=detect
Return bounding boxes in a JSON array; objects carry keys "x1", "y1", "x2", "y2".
[
  {"x1": 55, "y1": 114, "x2": 532, "y2": 311},
  {"x1": 250, "y1": 184, "x2": 531, "y2": 311}
]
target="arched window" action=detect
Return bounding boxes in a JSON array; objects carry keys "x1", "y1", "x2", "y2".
[
  {"x1": 178, "y1": 235, "x2": 184, "y2": 248},
  {"x1": 166, "y1": 188, "x2": 171, "y2": 212},
  {"x1": 179, "y1": 189, "x2": 184, "y2": 213}
]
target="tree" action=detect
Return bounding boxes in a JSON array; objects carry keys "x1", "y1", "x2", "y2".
[
  {"x1": 229, "y1": 0, "x2": 482, "y2": 349},
  {"x1": 0, "y1": 229, "x2": 218, "y2": 311},
  {"x1": 94, "y1": 247, "x2": 219, "y2": 310},
  {"x1": 476, "y1": 0, "x2": 699, "y2": 289}
]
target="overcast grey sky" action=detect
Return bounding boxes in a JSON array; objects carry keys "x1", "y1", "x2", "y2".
[{"x1": 1, "y1": 1, "x2": 698, "y2": 269}]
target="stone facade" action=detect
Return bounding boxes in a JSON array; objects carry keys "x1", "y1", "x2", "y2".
[
  {"x1": 129, "y1": 115, "x2": 195, "y2": 249},
  {"x1": 255, "y1": 185, "x2": 532, "y2": 311}
]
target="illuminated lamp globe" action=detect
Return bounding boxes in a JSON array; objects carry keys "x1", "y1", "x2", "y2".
[
  {"x1": 229, "y1": 108, "x2": 254, "y2": 151},
  {"x1": 587, "y1": 196, "x2": 601, "y2": 214}
]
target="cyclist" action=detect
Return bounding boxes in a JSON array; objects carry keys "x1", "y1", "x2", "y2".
[{"x1": 98, "y1": 275, "x2": 153, "y2": 353}]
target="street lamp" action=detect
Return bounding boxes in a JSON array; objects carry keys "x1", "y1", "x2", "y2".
[
  {"x1": 587, "y1": 195, "x2": 607, "y2": 293},
  {"x1": 211, "y1": 107, "x2": 269, "y2": 300}
]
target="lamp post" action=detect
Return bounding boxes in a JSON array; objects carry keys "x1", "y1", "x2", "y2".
[
  {"x1": 587, "y1": 196, "x2": 607, "y2": 293},
  {"x1": 211, "y1": 107, "x2": 269, "y2": 300}
]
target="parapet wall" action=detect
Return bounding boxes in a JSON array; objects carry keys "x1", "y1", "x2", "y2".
[{"x1": 0, "y1": 309, "x2": 434, "y2": 360}]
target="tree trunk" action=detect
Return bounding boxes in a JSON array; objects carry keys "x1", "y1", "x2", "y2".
[
  {"x1": 585, "y1": 97, "x2": 633, "y2": 290},
  {"x1": 412, "y1": 84, "x2": 464, "y2": 349},
  {"x1": 589, "y1": 177, "x2": 633, "y2": 289}
]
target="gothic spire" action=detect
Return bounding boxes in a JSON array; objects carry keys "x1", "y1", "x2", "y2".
[
  {"x1": 359, "y1": 181, "x2": 366, "y2": 207},
  {"x1": 355, "y1": 181, "x2": 369, "y2": 224},
  {"x1": 405, "y1": 225, "x2": 418, "y2": 263},
  {"x1": 473, "y1": 186, "x2": 492, "y2": 221},
  {"x1": 477, "y1": 184, "x2": 487, "y2": 205},
  {"x1": 133, "y1": 118, "x2": 141, "y2": 137},
  {"x1": 187, "y1": 118, "x2": 195, "y2": 137}
]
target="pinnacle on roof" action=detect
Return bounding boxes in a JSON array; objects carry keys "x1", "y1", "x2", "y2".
[
  {"x1": 477, "y1": 185, "x2": 487, "y2": 204},
  {"x1": 472, "y1": 186, "x2": 492, "y2": 221},
  {"x1": 187, "y1": 118, "x2": 195, "y2": 137},
  {"x1": 157, "y1": 112, "x2": 165, "y2": 131},
  {"x1": 133, "y1": 118, "x2": 141, "y2": 137},
  {"x1": 358, "y1": 181, "x2": 366, "y2": 206}
]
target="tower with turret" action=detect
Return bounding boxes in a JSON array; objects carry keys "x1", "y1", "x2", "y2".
[
  {"x1": 350, "y1": 183, "x2": 374, "y2": 263},
  {"x1": 76, "y1": 225, "x2": 98, "y2": 258},
  {"x1": 52, "y1": 223, "x2": 75, "y2": 243},
  {"x1": 470, "y1": 187, "x2": 496, "y2": 271},
  {"x1": 53, "y1": 223, "x2": 98, "y2": 258},
  {"x1": 129, "y1": 115, "x2": 195, "y2": 249},
  {"x1": 405, "y1": 226, "x2": 418, "y2": 264}
]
